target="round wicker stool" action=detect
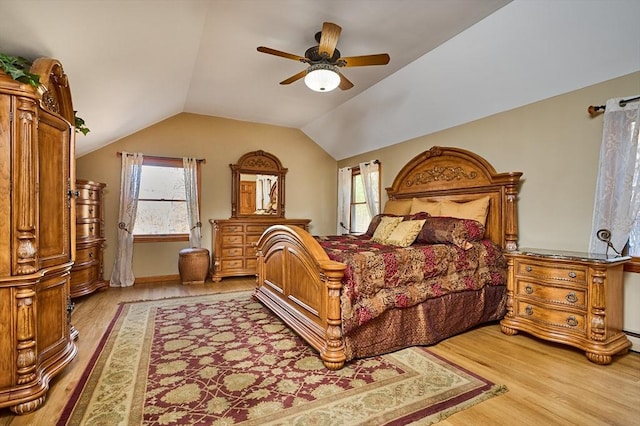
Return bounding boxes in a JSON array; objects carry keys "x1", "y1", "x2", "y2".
[{"x1": 178, "y1": 247, "x2": 210, "y2": 284}]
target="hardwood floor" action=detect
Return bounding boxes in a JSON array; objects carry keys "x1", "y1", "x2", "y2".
[{"x1": 1, "y1": 278, "x2": 638, "y2": 425}]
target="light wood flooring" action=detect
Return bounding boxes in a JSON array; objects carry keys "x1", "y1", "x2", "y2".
[{"x1": 1, "y1": 278, "x2": 638, "y2": 425}]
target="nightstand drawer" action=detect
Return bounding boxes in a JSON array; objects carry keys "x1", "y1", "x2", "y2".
[
  {"x1": 515, "y1": 301, "x2": 586, "y2": 333},
  {"x1": 516, "y1": 279, "x2": 586, "y2": 308},
  {"x1": 515, "y1": 260, "x2": 586, "y2": 284}
]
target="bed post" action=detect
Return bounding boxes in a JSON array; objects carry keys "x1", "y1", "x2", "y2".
[
  {"x1": 503, "y1": 174, "x2": 520, "y2": 251},
  {"x1": 319, "y1": 262, "x2": 347, "y2": 370}
]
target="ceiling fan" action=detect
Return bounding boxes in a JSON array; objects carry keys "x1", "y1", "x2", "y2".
[{"x1": 257, "y1": 22, "x2": 390, "y2": 92}]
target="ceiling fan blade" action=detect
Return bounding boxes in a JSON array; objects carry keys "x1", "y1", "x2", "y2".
[
  {"x1": 318, "y1": 22, "x2": 341, "y2": 58},
  {"x1": 280, "y1": 69, "x2": 307, "y2": 85},
  {"x1": 257, "y1": 46, "x2": 307, "y2": 62},
  {"x1": 340, "y1": 54, "x2": 390, "y2": 67},
  {"x1": 338, "y1": 72, "x2": 354, "y2": 90}
]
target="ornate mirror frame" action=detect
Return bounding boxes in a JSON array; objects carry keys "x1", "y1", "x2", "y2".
[{"x1": 230, "y1": 150, "x2": 286, "y2": 218}]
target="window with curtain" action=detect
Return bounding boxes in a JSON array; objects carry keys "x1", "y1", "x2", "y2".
[
  {"x1": 133, "y1": 156, "x2": 202, "y2": 243},
  {"x1": 589, "y1": 96, "x2": 640, "y2": 271},
  {"x1": 338, "y1": 161, "x2": 380, "y2": 234}
]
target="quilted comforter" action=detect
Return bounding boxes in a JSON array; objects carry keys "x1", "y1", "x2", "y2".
[{"x1": 315, "y1": 235, "x2": 507, "y2": 335}]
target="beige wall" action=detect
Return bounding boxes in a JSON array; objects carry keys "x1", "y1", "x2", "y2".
[
  {"x1": 338, "y1": 71, "x2": 640, "y2": 348},
  {"x1": 75, "y1": 113, "x2": 337, "y2": 280}
]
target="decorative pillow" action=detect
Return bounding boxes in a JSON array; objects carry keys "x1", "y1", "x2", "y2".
[
  {"x1": 370, "y1": 216, "x2": 403, "y2": 244},
  {"x1": 364, "y1": 212, "x2": 431, "y2": 237},
  {"x1": 386, "y1": 219, "x2": 427, "y2": 247},
  {"x1": 410, "y1": 197, "x2": 441, "y2": 216},
  {"x1": 414, "y1": 216, "x2": 486, "y2": 250},
  {"x1": 382, "y1": 199, "x2": 412, "y2": 215},
  {"x1": 438, "y1": 196, "x2": 491, "y2": 226}
]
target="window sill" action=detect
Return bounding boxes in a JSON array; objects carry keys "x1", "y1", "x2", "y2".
[
  {"x1": 134, "y1": 234, "x2": 189, "y2": 243},
  {"x1": 624, "y1": 257, "x2": 640, "y2": 273}
]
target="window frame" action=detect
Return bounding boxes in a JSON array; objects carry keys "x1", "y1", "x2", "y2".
[
  {"x1": 348, "y1": 163, "x2": 381, "y2": 234},
  {"x1": 133, "y1": 155, "x2": 202, "y2": 243}
]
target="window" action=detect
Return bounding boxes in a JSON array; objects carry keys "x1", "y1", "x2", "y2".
[
  {"x1": 134, "y1": 156, "x2": 201, "y2": 242},
  {"x1": 349, "y1": 164, "x2": 380, "y2": 234},
  {"x1": 350, "y1": 171, "x2": 369, "y2": 233}
]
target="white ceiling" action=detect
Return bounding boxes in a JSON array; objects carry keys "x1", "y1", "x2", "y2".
[{"x1": 1, "y1": 1, "x2": 639, "y2": 160}]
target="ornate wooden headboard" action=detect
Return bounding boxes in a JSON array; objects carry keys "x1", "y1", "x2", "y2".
[{"x1": 386, "y1": 146, "x2": 522, "y2": 251}]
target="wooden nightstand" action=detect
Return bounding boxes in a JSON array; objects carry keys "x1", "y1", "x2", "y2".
[{"x1": 500, "y1": 248, "x2": 632, "y2": 364}]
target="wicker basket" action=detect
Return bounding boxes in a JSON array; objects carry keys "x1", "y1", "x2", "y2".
[{"x1": 178, "y1": 247, "x2": 210, "y2": 284}]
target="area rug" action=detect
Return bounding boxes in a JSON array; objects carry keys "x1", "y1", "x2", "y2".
[{"x1": 58, "y1": 291, "x2": 507, "y2": 425}]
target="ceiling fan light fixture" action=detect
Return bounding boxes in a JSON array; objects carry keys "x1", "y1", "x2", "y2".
[{"x1": 304, "y1": 64, "x2": 340, "y2": 92}]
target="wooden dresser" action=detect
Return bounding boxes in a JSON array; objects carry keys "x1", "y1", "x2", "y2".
[
  {"x1": 0, "y1": 59, "x2": 77, "y2": 413},
  {"x1": 500, "y1": 249, "x2": 631, "y2": 364},
  {"x1": 210, "y1": 218, "x2": 310, "y2": 282},
  {"x1": 70, "y1": 179, "x2": 108, "y2": 298}
]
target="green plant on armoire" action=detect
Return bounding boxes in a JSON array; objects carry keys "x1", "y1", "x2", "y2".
[{"x1": 0, "y1": 52, "x2": 90, "y2": 135}]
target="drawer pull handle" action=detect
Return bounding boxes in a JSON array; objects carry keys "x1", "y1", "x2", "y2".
[
  {"x1": 89, "y1": 226, "x2": 94, "y2": 232},
  {"x1": 568, "y1": 271, "x2": 577, "y2": 278},
  {"x1": 526, "y1": 266, "x2": 532, "y2": 272},
  {"x1": 525, "y1": 305, "x2": 533, "y2": 315},
  {"x1": 89, "y1": 252, "x2": 93, "y2": 258},
  {"x1": 524, "y1": 285, "x2": 533, "y2": 294},
  {"x1": 566, "y1": 316, "x2": 578, "y2": 327},
  {"x1": 566, "y1": 292, "x2": 578, "y2": 303}
]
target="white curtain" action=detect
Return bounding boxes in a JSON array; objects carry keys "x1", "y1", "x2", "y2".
[
  {"x1": 183, "y1": 157, "x2": 201, "y2": 247},
  {"x1": 337, "y1": 167, "x2": 352, "y2": 234},
  {"x1": 589, "y1": 97, "x2": 640, "y2": 255},
  {"x1": 110, "y1": 152, "x2": 143, "y2": 287},
  {"x1": 359, "y1": 161, "x2": 380, "y2": 218}
]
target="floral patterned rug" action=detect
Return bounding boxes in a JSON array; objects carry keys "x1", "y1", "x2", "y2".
[{"x1": 58, "y1": 291, "x2": 506, "y2": 425}]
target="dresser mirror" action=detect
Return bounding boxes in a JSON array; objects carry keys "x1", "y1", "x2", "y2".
[{"x1": 231, "y1": 150, "x2": 286, "y2": 218}]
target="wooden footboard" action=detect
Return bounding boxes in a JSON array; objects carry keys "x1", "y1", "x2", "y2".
[{"x1": 254, "y1": 225, "x2": 348, "y2": 370}]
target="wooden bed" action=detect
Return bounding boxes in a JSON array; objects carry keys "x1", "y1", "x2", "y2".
[{"x1": 255, "y1": 146, "x2": 522, "y2": 369}]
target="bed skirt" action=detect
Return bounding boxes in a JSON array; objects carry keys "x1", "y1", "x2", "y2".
[{"x1": 343, "y1": 285, "x2": 507, "y2": 361}]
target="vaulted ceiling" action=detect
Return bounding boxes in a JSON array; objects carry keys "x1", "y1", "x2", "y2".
[{"x1": 1, "y1": 1, "x2": 638, "y2": 159}]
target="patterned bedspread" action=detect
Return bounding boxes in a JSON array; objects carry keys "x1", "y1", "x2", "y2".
[{"x1": 315, "y1": 235, "x2": 507, "y2": 335}]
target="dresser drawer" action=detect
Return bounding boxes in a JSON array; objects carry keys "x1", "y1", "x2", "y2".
[
  {"x1": 77, "y1": 221, "x2": 102, "y2": 239},
  {"x1": 220, "y1": 259, "x2": 244, "y2": 270},
  {"x1": 221, "y1": 235, "x2": 243, "y2": 245},
  {"x1": 246, "y1": 234, "x2": 261, "y2": 246},
  {"x1": 75, "y1": 244, "x2": 101, "y2": 264},
  {"x1": 246, "y1": 224, "x2": 270, "y2": 234},
  {"x1": 76, "y1": 202, "x2": 101, "y2": 219},
  {"x1": 516, "y1": 279, "x2": 586, "y2": 308},
  {"x1": 77, "y1": 186, "x2": 101, "y2": 201},
  {"x1": 220, "y1": 224, "x2": 244, "y2": 234},
  {"x1": 246, "y1": 246, "x2": 257, "y2": 258},
  {"x1": 515, "y1": 300, "x2": 586, "y2": 334},
  {"x1": 515, "y1": 259, "x2": 586, "y2": 284},
  {"x1": 70, "y1": 264, "x2": 98, "y2": 286},
  {"x1": 221, "y1": 247, "x2": 243, "y2": 257}
]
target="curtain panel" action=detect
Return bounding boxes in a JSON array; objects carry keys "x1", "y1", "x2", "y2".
[
  {"x1": 110, "y1": 152, "x2": 143, "y2": 287},
  {"x1": 589, "y1": 97, "x2": 640, "y2": 255},
  {"x1": 183, "y1": 157, "x2": 202, "y2": 247}
]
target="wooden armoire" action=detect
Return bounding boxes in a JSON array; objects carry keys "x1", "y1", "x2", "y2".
[{"x1": 0, "y1": 58, "x2": 78, "y2": 414}]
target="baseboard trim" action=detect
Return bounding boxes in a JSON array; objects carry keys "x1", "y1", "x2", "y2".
[
  {"x1": 624, "y1": 330, "x2": 639, "y2": 353},
  {"x1": 134, "y1": 275, "x2": 181, "y2": 284}
]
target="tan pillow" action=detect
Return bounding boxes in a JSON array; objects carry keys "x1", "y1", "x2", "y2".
[
  {"x1": 371, "y1": 216, "x2": 403, "y2": 244},
  {"x1": 386, "y1": 219, "x2": 426, "y2": 247},
  {"x1": 382, "y1": 199, "x2": 412, "y2": 215},
  {"x1": 410, "y1": 197, "x2": 441, "y2": 216},
  {"x1": 438, "y1": 196, "x2": 491, "y2": 226}
]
